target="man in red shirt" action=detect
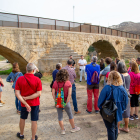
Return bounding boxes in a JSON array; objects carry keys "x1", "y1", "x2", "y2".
[{"x1": 15, "y1": 63, "x2": 42, "y2": 140}]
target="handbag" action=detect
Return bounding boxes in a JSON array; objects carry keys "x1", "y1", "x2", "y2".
[
  {"x1": 121, "y1": 75, "x2": 132, "y2": 98},
  {"x1": 100, "y1": 86, "x2": 118, "y2": 123},
  {"x1": 50, "y1": 81, "x2": 54, "y2": 88}
]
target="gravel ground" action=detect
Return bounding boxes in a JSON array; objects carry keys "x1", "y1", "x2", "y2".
[{"x1": 0, "y1": 75, "x2": 140, "y2": 140}]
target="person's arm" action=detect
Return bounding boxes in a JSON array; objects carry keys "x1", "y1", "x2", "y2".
[
  {"x1": 0, "y1": 78, "x2": 4, "y2": 87},
  {"x1": 66, "y1": 87, "x2": 72, "y2": 103},
  {"x1": 6, "y1": 73, "x2": 12, "y2": 82},
  {"x1": 84, "y1": 60, "x2": 87, "y2": 66},
  {"x1": 52, "y1": 88, "x2": 56, "y2": 101},
  {"x1": 15, "y1": 90, "x2": 31, "y2": 112},
  {"x1": 22, "y1": 91, "x2": 41, "y2": 100},
  {"x1": 98, "y1": 86, "x2": 108, "y2": 109}
]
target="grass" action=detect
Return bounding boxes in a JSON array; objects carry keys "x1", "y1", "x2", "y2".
[
  {"x1": 120, "y1": 123, "x2": 138, "y2": 129},
  {"x1": 41, "y1": 75, "x2": 53, "y2": 83},
  {"x1": 0, "y1": 68, "x2": 12, "y2": 75},
  {"x1": 0, "y1": 55, "x2": 5, "y2": 61}
]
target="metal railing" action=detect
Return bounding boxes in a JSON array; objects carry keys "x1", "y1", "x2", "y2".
[{"x1": 0, "y1": 12, "x2": 140, "y2": 39}]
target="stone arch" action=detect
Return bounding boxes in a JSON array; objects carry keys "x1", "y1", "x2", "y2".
[
  {"x1": 135, "y1": 44, "x2": 140, "y2": 53},
  {"x1": 89, "y1": 40, "x2": 119, "y2": 58},
  {"x1": 0, "y1": 45, "x2": 28, "y2": 73}
]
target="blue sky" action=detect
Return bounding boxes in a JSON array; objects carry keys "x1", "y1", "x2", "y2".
[{"x1": 0, "y1": 0, "x2": 139, "y2": 27}]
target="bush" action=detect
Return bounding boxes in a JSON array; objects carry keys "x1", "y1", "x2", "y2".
[{"x1": 0, "y1": 68, "x2": 12, "y2": 75}]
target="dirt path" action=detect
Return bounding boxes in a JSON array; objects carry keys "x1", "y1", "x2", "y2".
[
  {"x1": 0, "y1": 61, "x2": 11, "y2": 71},
  {"x1": 0, "y1": 75, "x2": 140, "y2": 140}
]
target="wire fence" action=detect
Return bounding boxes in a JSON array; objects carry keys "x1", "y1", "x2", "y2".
[{"x1": 0, "y1": 12, "x2": 140, "y2": 39}]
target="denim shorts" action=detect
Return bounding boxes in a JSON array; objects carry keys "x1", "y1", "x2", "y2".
[
  {"x1": 21, "y1": 105, "x2": 39, "y2": 121},
  {"x1": 0, "y1": 86, "x2": 2, "y2": 92}
]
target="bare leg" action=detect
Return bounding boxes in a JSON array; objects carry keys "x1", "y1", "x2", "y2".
[
  {"x1": 31, "y1": 121, "x2": 37, "y2": 140},
  {"x1": 135, "y1": 107, "x2": 139, "y2": 116},
  {"x1": 59, "y1": 121, "x2": 64, "y2": 130},
  {"x1": 0, "y1": 92, "x2": 2, "y2": 100},
  {"x1": 124, "y1": 118, "x2": 129, "y2": 130},
  {"x1": 69, "y1": 118, "x2": 75, "y2": 129},
  {"x1": 117, "y1": 121, "x2": 121, "y2": 133},
  {"x1": 130, "y1": 107, "x2": 135, "y2": 116},
  {"x1": 19, "y1": 119, "x2": 25, "y2": 135}
]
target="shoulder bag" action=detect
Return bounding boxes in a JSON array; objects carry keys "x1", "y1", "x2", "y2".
[{"x1": 100, "y1": 86, "x2": 118, "y2": 123}]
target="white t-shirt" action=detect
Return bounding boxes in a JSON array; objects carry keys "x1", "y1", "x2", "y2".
[{"x1": 78, "y1": 59, "x2": 87, "y2": 70}]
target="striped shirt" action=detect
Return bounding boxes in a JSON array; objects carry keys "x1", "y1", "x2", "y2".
[{"x1": 62, "y1": 65, "x2": 76, "y2": 84}]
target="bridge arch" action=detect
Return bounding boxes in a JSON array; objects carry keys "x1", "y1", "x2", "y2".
[
  {"x1": 0, "y1": 45, "x2": 28, "y2": 73},
  {"x1": 88, "y1": 40, "x2": 119, "y2": 58}
]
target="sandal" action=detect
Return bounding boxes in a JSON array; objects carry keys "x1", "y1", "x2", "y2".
[{"x1": 119, "y1": 128, "x2": 129, "y2": 133}]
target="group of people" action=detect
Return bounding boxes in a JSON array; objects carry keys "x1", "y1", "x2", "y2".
[{"x1": 0, "y1": 55, "x2": 140, "y2": 140}]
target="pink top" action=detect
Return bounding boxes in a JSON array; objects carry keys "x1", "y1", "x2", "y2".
[
  {"x1": 106, "y1": 72, "x2": 110, "y2": 78},
  {"x1": 129, "y1": 72, "x2": 140, "y2": 94}
]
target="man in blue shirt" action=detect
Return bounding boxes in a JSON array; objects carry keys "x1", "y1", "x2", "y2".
[
  {"x1": 85, "y1": 56, "x2": 100, "y2": 114},
  {"x1": 52, "y1": 63, "x2": 62, "y2": 82}
]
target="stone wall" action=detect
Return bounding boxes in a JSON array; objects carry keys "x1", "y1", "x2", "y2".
[{"x1": 0, "y1": 27, "x2": 140, "y2": 72}]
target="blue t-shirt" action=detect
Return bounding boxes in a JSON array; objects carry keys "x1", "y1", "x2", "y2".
[
  {"x1": 85, "y1": 62, "x2": 100, "y2": 85},
  {"x1": 52, "y1": 69, "x2": 59, "y2": 82}
]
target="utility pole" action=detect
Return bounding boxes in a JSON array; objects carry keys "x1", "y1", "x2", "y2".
[{"x1": 73, "y1": 5, "x2": 75, "y2": 22}]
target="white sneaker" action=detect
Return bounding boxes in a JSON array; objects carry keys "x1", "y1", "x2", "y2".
[
  {"x1": 61, "y1": 129, "x2": 65, "y2": 135},
  {"x1": 71, "y1": 126, "x2": 80, "y2": 133},
  {"x1": 0, "y1": 103, "x2": 3, "y2": 107}
]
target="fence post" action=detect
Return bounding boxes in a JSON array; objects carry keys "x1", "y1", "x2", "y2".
[
  {"x1": 111, "y1": 29, "x2": 112, "y2": 35},
  {"x1": 69, "y1": 22, "x2": 70, "y2": 31},
  {"x1": 80, "y1": 24, "x2": 81, "y2": 32},
  {"x1": 55, "y1": 20, "x2": 56, "y2": 30},
  {"x1": 17, "y1": 15, "x2": 19, "y2": 28},
  {"x1": 90, "y1": 25, "x2": 91, "y2": 33},
  {"x1": 38, "y1": 18, "x2": 39, "y2": 29}
]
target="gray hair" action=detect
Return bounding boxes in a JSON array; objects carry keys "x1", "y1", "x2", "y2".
[
  {"x1": 92, "y1": 56, "x2": 98, "y2": 62},
  {"x1": 26, "y1": 63, "x2": 36, "y2": 72},
  {"x1": 117, "y1": 60, "x2": 127, "y2": 74}
]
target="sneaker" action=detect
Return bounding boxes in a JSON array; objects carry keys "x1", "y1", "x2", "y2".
[
  {"x1": 129, "y1": 115, "x2": 134, "y2": 120},
  {"x1": 0, "y1": 103, "x2": 3, "y2": 107},
  {"x1": 79, "y1": 81, "x2": 81, "y2": 82},
  {"x1": 75, "y1": 111, "x2": 81, "y2": 114},
  {"x1": 31, "y1": 135, "x2": 38, "y2": 140},
  {"x1": 0, "y1": 100, "x2": 5, "y2": 104},
  {"x1": 86, "y1": 109, "x2": 92, "y2": 114},
  {"x1": 134, "y1": 114, "x2": 139, "y2": 120},
  {"x1": 95, "y1": 110, "x2": 99, "y2": 114},
  {"x1": 17, "y1": 132, "x2": 24, "y2": 139},
  {"x1": 61, "y1": 129, "x2": 66, "y2": 135},
  {"x1": 71, "y1": 126, "x2": 80, "y2": 133}
]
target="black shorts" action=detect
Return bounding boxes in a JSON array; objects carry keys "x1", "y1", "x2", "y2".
[
  {"x1": 87, "y1": 84, "x2": 99, "y2": 90},
  {"x1": 130, "y1": 94, "x2": 139, "y2": 107},
  {"x1": 21, "y1": 106, "x2": 39, "y2": 121}
]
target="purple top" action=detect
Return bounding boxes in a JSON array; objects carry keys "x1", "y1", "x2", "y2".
[{"x1": 62, "y1": 65, "x2": 76, "y2": 84}]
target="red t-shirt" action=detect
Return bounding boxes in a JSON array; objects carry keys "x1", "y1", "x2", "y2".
[
  {"x1": 15, "y1": 73, "x2": 42, "y2": 107},
  {"x1": 106, "y1": 72, "x2": 110, "y2": 78},
  {"x1": 52, "y1": 81, "x2": 72, "y2": 102}
]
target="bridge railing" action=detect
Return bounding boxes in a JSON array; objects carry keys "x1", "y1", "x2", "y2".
[{"x1": 0, "y1": 12, "x2": 140, "y2": 39}]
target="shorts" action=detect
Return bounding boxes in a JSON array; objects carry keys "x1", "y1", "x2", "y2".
[
  {"x1": 21, "y1": 105, "x2": 39, "y2": 121},
  {"x1": 0, "y1": 86, "x2": 2, "y2": 92},
  {"x1": 130, "y1": 94, "x2": 139, "y2": 107},
  {"x1": 87, "y1": 84, "x2": 99, "y2": 90}
]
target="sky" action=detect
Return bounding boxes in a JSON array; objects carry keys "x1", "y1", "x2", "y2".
[{"x1": 0, "y1": 0, "x2": 140, "y2": 27}]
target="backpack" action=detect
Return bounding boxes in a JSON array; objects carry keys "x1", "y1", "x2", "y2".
[
  {"x1": 55, "y1": 83, "x2": 66, "y2": 108},
  {"x1": 91, "y1": 71, "x2": 99, "y2": 84}
]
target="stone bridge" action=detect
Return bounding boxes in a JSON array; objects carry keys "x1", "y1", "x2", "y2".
[{"x1": 0, "y1": 27, "x2": 140, "y2": 73}]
